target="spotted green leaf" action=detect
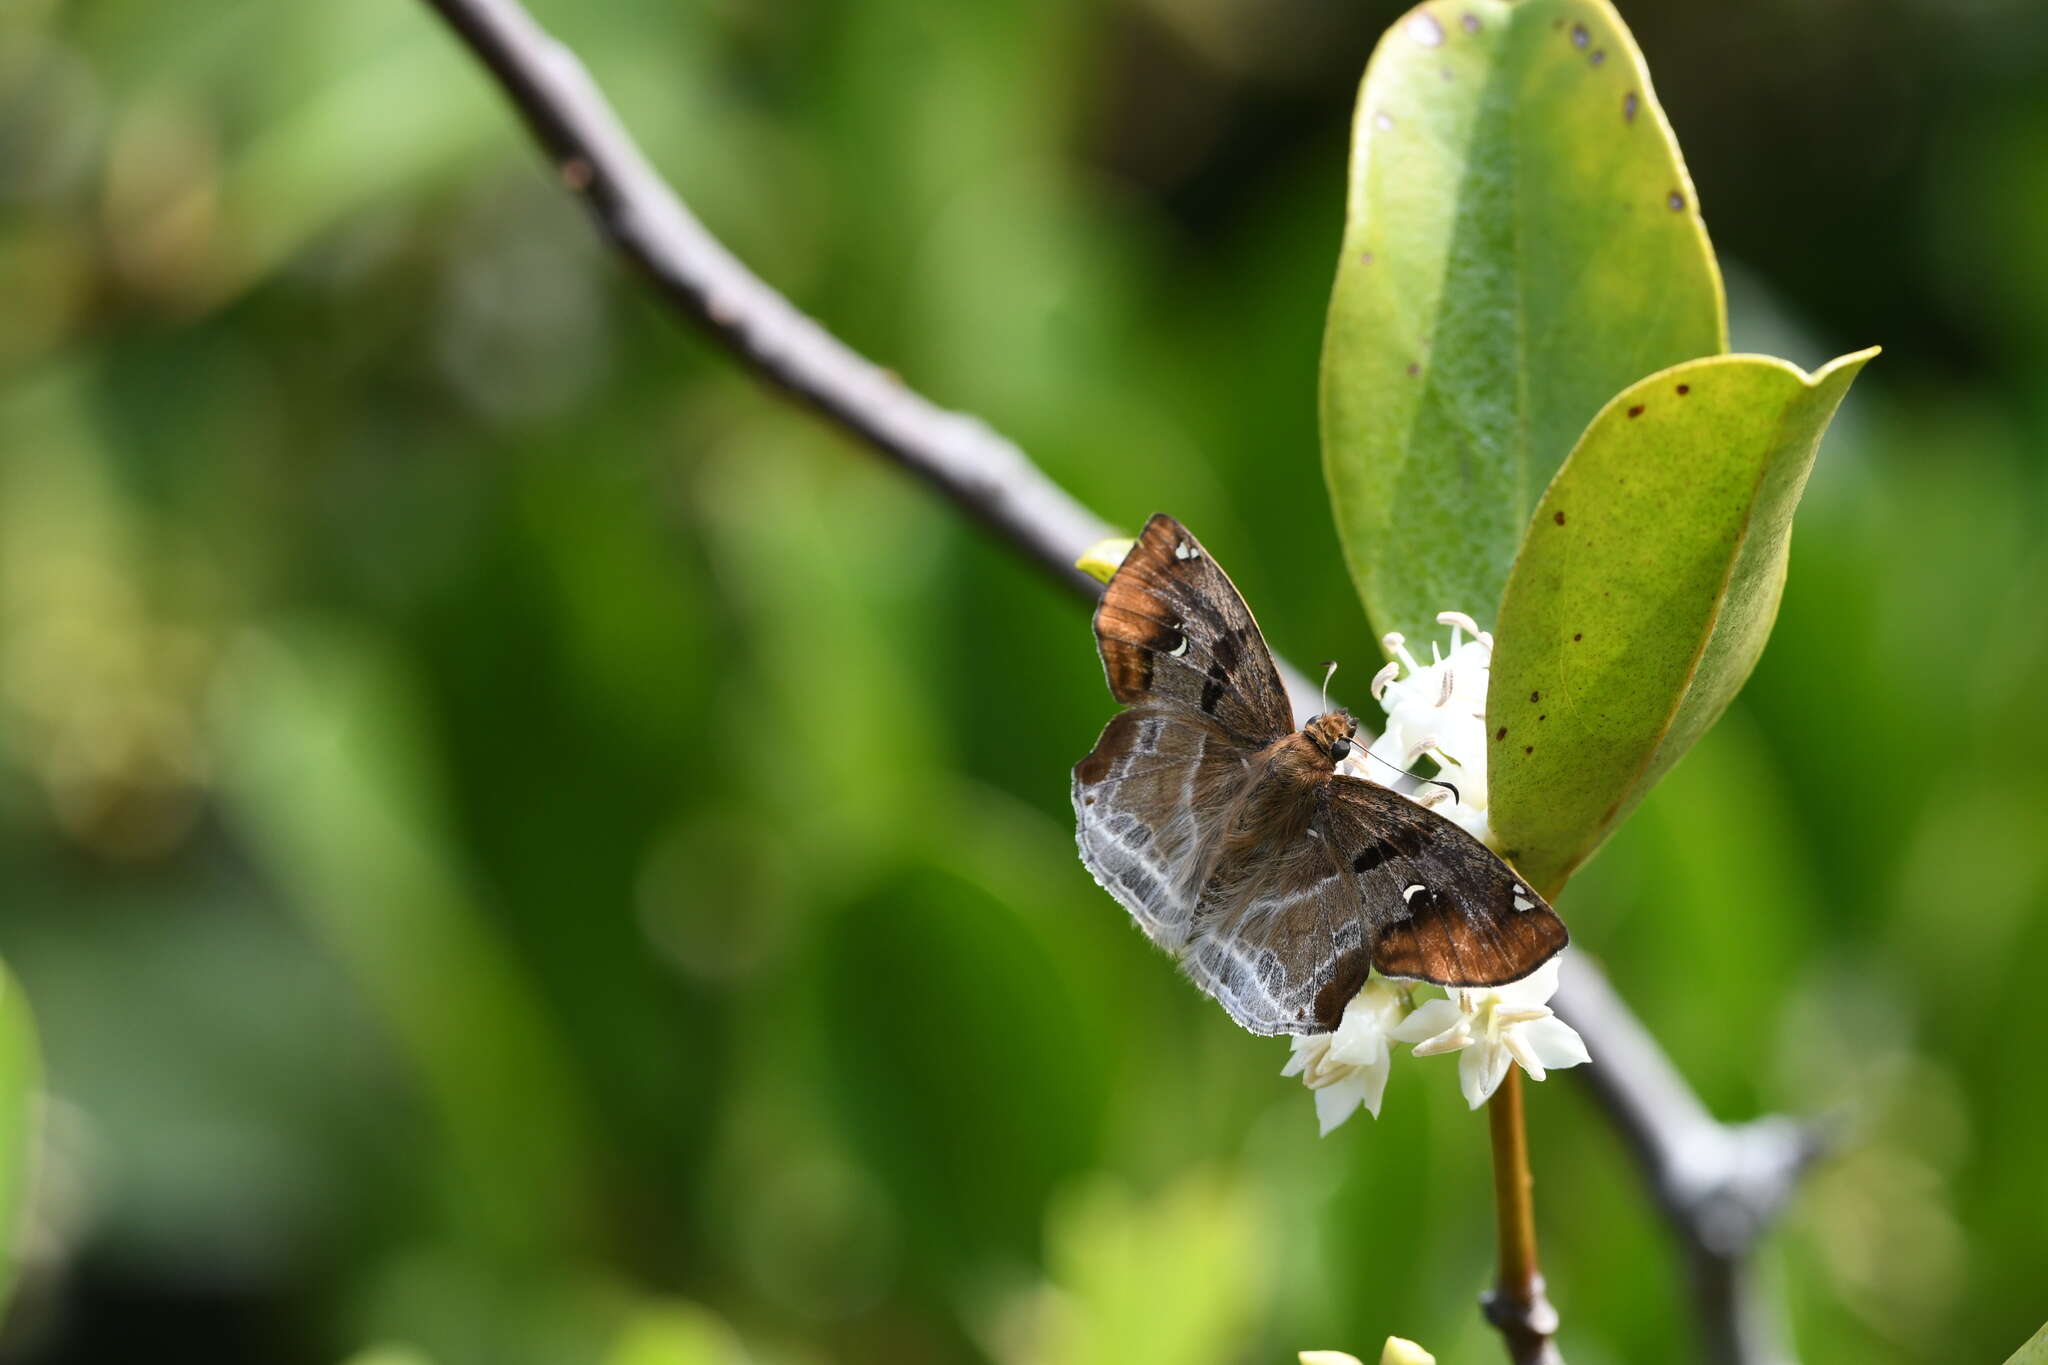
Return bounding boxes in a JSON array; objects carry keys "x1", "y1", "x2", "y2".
[
  {"x1": 0, "y1": 961, "x2": 39, "y2": 1320},
  {"x1": 1320, "y1": 0, "x2": 1725, "y2": 645},
  {"x1": 1489, "y1": 349, "x2": 1877, "y2": 894}
]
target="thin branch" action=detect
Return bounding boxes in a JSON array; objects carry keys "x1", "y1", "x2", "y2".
[
  {"x1": 413, "y1": 4, "x2": 1826, "y2": 1361},
  {"x1": 423, "y1": 0, "x2": 1325, "y2": 715},
  {"x1": 1485, "y1": 1070, "x2": 1564, "y2": 1365},
  {"x1": 1553, "y1": 956, "x2": 1826, "y2": 1365}
]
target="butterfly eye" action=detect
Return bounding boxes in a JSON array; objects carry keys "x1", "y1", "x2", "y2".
[{"x1": 1328, "y1": 736, "x2": 1352, "y2": 762}]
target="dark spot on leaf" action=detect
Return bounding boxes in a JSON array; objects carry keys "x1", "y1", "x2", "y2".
[
  {"x1": 1524, "y1": 745, "x2": 1534, "y2": 755},
  {"x1": 1573, "y1": 632, "x2": 1583, "y2": 642},
  {"x1": 1538, "y1": 714, "x2": 1546, "y2": 722},
  {"x1": 1406, "y1": 362, "x2": 1421, "y2": 377},
  {"x1": 1570, "y1": 23, "x2": 1589, "y2": 47},
  {"x1": 1627, "y1": 404, "x2": 1645, "y2": 418},
  {"x1": 1553, "y1": 510, "x2": 1566, "y2": 525},
  {"x1": 1668, "y1": 191, "x2": 1686, "y2": 211},
  {"x1": 1530, "y1": 691, "x2": 1540, "y2": 703},
  {"x1": 1462, "y1": 12, "x2": 1480, "y2": 32},
  {"x1": 1623, "y1": 92, "x2": 1639, "y2": 122},
  {"x1": 1360, "y1": 250, "x2": 1375, "y2": 266},
  {"x1": 1676, "y1": 383, "x2": 1690, "y2": 395},
  {"x1": 1590, "y1": 49, "x2": 1605, "y2": 66},
  {"x1": 1495, "y1": 727, "x2": 1507, "y2": 741}
]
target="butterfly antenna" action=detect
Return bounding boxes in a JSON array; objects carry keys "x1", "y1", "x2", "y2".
[
  {"x1": 1354, "y1": 744, "x2": 1462, "y2": 807},
  {"x1": 1318, "y1": 660, "x2": 1338, "y2": 715}
]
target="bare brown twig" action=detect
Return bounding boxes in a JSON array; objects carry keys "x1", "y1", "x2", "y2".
[
  {"x1": 412, "y1": 3, "x2": 1826, "y2": 1360},
  {"x1": 1486, "y1": 1070, "x2": 1564, "y2": 1365}
]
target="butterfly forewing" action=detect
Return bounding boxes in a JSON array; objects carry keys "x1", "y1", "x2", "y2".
[
  {"x1": 1316, "y1": 778, "x2": 1568, "y2": 988},
  {"x1": 1091, "y1": 514, "x2": 1294, "y2": 743}
]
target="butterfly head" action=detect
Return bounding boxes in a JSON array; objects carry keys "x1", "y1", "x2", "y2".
[{"x1": 1302, "y1": 709, "x2": 1359, "y2": 765}]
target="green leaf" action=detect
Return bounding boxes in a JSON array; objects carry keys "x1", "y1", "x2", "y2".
[
  {"x1": 1320, "y1": 0, "x2": 1725, "y2": 644},
  {"x1": 2005, "y1": 1320, "x2": 2048, "y2": 1365},
  {"x1": 0, "y1": 962, "x2": 37, "y2": 1321},
  {"x1": 1489, "y1": 348, "x2": 1877, "y2": 894}
]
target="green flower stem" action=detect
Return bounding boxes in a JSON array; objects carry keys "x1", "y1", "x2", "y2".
[{"x1": 1485, "y1": 1069, "x2": 1563, "y2": 1365}]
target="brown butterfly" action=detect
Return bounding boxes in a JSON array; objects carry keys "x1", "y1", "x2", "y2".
[{"x1": 1073, "y1": 513, "x2": 1567, "y2": 1036}]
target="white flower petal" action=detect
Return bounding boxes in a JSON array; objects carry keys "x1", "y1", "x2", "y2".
[
  {"x1": 1329, "y1": 1027, "x2": 1388, "y2": 1070},
  {"x1": 1284, "y1": 1031, "x2": 1332, "y2": 1075},
  {"x1": 1357, "y1": 1051, "x2": 1392, "y2": 1119},
  {"x1": 1492, "y1": 955, "x2": 1563, "y2": 1009},
  {"x1": 1389, "y1": 998, "x2": 1461, "y2": 1043},
  {"x1": 1503, "y1": 1026, "x2": 1547, "y2": 1082},
  {"x1": 1518, "y1": 1015, "x2": 1590, "y2": 1072},
  {"x1": 1459, "y1": 1040, "x2": 1514, "y2": 1109},
  {"x1": 1314, "y1": 1072, "x2": 1369, "y2": 1135}
]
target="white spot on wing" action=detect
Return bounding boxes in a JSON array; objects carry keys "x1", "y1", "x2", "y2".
[
  {"x1": 1174, "y1": 539, "x2": 1202, "y2": 561},
  {"x1": 1403, "y1": 884, "x2": 1426, "y2": 903},
  {"x1": 1169, "y1": 636, "x2": 1189, "y2": 657},
  {"x1": 1513, "y1": 895, "x2": 1535, "y2": 912}
]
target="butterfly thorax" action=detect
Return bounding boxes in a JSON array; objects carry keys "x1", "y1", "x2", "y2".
[{"x1": 1201, "y1": 717, "x2": 1360, "y2": 883}]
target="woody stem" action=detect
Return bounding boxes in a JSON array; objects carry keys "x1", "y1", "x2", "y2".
[{"x1": 1485, "y1": 1068, "x2": 1563, "y2": 1364}]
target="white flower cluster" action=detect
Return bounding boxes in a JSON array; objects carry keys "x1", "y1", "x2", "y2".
[
  {"x1": 1288, "y1": 612, "x2": 1588, "y2": 1133},
  {"x1": 1286, "y1": 960, "x2": 1587, "y2": 1131},
  {"x1": 1350, "y1": 610, "x2": 1495, "y2": 843}
]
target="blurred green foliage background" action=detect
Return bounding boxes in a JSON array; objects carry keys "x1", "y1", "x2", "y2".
[{"x1": 2, "y1": 0, "x2": 2045, "y2": 1361}]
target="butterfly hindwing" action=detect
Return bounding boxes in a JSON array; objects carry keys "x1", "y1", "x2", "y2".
[
  {"x1": 1072, "y1": 706, "x2": 1258, "y2": 953},
  {"x1": 1092, "y1": 514, "x2": 1294, "y2": 745},
  {"x1": 1178, "y1": 822, "x2": 1375, "y2": 1035},
  {"x1": 1317, "y1": 778, "x2": 1568, "y2": 988}
]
